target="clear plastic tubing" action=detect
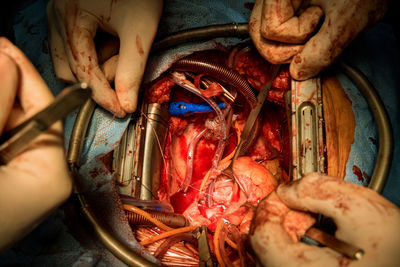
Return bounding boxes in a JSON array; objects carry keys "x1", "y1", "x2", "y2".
[
  {"x1": 182, "y1": 128, "x2": 207, "y2": 192},
  {"x1": 171, "y1": 71, "x2": 228, "y2": 173}
]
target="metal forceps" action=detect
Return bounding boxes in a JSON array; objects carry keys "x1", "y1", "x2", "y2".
[
  {"x1": 217, "y1": 64, "x2": 281, "y2": 197},
  {"x1": 0, "y1": 83, "x2": 92, "y2": 164}
]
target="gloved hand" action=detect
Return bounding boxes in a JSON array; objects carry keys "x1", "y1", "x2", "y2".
[
  {"x1": 47, "y1": 0, "x2": 163, "y2": 117},
  {"x1": 249, "y1": 0, "x2": 388, "y2": 80},
  {"x1": 0, "y1": 37, "x2": 72, "y2": 251},
  {"x1": 249, "y1": 173, "x2": 400, "y2": 267}
]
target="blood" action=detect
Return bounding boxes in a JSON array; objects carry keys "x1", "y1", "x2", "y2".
[
  {"x1": 193, "y1": 138, "x2": 217, "y2": 181},
  {"x1": 194, "y1": 74, "x2": 206, "y2": 89},
  {"x1": 154, "y1": 48, "x2": 290, "y2": 226},
  {"x1": 363, "y1": 171, "x2": 371, "y2": 183},
  {"x1": 171, "y1": 132, "x2": 219, "y2": 213},
  {"x1": 231, "y1": 184, "x2": 241, "y2": 202},
  {"x1": 170, "y1": 180, "x2": 203, "y2": 214},
  {"x1": 200, "y1": 82, "x2": 224, "y2": 98},
  {"x1": 369, "y1": 137, "x2": 377, "y2": 145},
  {"x1": 169, "y1": 134, "x2": 235, "y2": 215},
  {"x1": 352, "y1": 165, "x2": 364, "y2": 182},
  {"x1": 171, "y1": 85, "x2": 203, "y2": 104},
  {"x1": 136, "y1": 34, "x2": 144, "y2": 55}
]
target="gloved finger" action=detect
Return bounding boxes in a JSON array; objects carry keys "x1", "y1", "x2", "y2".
[
  {"x1": 0, "y1": 52, "x2": 18, "y2": 134},
  {"x1": 250, "y1": 192, "x2": 340, "y2": 267},
  {"x1": 100, "y1": 55, "x2": 118, "y2": 82},
  {"x1": 249, "y1": 0, "x2": 304, "y2": 64},
  {"x1": 56, "y1": 6, "x2": 125, "y2": 117},
  {"x1": 276, "y1": 173, "x2": 400, "y2": 251},
  {"x1": 0, "y1": 37, "x2": 54, "y2": 117},
  {"x1": 114, "y1": 0, "x2": 163, "y2": 113},
  {"x1": 0, "y1": 37, "x2": 62, "y2": 147},
  {"x1": 260, "y1": 0, "x2": 323, "y2": 43},
  {"x1": 289, "y1": 3, "x2": 368, "y2": 80},
  {"x1": 47, "y1": 0, "x2": 77, "y2": 83},
  {"x1": 277, "y1": 173, "x2": 397, "y2": 223}
]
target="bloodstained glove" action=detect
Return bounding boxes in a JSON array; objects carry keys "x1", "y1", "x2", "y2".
[
  {"x1": 0, "y1": 37, "x2": 72, "y2": 251},
  {"x1": 249, "y1": 0, "x2": 388, "y2": 80},
  {"x1": 47, "y1": 0, "x2": 163, "y2": 117},
  {"x1": 249, "y1": 173, "x2": 400, "y2": 267}
]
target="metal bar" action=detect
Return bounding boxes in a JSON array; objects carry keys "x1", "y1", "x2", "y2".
[
  {"x1": 152, "y1": 23, "x2": 248, "y2": 53},
  {"x1": 339, "y1": 62, "x2": 393, "y2": 193},
  {"x1": 305, "y1": 227, "x2": 364, "y2": 260},
  {"x1": 67, "y1": 98, "x2": 96, "y2": 167}
]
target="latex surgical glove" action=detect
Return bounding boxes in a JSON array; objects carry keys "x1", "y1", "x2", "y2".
[
  {"x1": 0, "y1": 38, "x2": 72, "y2": 251},
  {"x1": 249, "y1": 173, "x2": 400, "y2": 267},
  {"x1": 47, "y1": 0, "x2": 163, "y2": 117},
  {"x1": 249, "y1": 0, "x2": 388, "y2": 80}
]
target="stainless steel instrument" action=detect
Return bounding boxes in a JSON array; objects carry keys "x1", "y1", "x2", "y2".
[
  {"x1": 0, "y1": 83, "x2": 91, "y2": 164},
  {"x1": 290, "y1": 78, "x2": 325, "y2": 180}
]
